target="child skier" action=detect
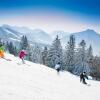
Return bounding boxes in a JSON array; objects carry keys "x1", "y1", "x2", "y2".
[
  {"x1": 55, "y1": 62, "x2": 61, "y2": 74},
  {"x1": 80, "y1": 72, "x2": 88, "y2": 84},
  {"x1": 19, "y1": 50, "x2": 27, "y2": 64}
]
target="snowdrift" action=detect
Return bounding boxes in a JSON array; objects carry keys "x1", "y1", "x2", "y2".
[{"x1": 0, "y1": 53, "x2": 100, "y2": 100}]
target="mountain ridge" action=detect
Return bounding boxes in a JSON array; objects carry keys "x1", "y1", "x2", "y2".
[{"x1": 0, "y1": 24, "x2": 100, "y2": 55}]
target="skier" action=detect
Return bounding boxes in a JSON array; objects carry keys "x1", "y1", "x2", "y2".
[
  {"x1": 55, "y1": 62, "x2": 61, "y2": 74},
  {"x1": 0, "y1": 44, "x2": 4, "y2": 58},
  {"x1": 80, "y1": 72, "x2": 88, "y2": 84},
  {"x1": 19, "y1": 50, "x2": 27, "y2": 64}
]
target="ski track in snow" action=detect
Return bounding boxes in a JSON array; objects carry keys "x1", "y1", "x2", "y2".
[{"x1": 0, "y1": 53, "x2": 100, "y2": 100}]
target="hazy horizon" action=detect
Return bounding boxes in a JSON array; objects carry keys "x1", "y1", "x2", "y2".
[{"x1": 0, "y1": 24, "x2": 99, "y2": 34}]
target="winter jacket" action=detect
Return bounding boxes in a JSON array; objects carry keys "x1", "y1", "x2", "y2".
[
  {"x1": 55, "y1": 64, "x2": 60, "y2": 70},
  {"x1": 0, "y1": 46, "x2": 4, "y2": 58},
  {"x1": 0, "y1": 46, "x2": 4, "y2": 52},
  {"x1": 19, "y1": 50, "x2": 26, "y2": 59},
  {"x1": 80, "y1": 73, "x2": 88, "y2": 80}
]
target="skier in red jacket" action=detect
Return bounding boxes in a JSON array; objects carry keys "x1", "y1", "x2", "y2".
[{"x1": 19, "y1": 50, "x2": 27, "y2": 64}]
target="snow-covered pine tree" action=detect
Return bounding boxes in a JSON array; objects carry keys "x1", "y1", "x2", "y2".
[
  {"x1": 47, "y1": 35, "x2": 63, "y2": 68},
  {"x1": 20, "y1": 35, "x2": 28, "y2": 50},
  {"x1": 13, "y1": 46, "x2": 18, "y2": 56},
  {"x1": 27, "y1": 45, "x2": 33, "y2": 61},
  {"x1": 32, "y1": 45, "x2": 42, "y2": 64},
  {"x1": 87, "y1": 45, "x2": 93, "y2": 58},
  {"x1": 8, "y1": 42, "x2": 17, "y2": 56},
  {"x1": 64, "y1": 35, "x2": 76, "y2": 73},
  {"x1": 8, "y1": 42, "x2": 14, "y2": 54},
  {"x1": 5, "y1": 41, "x2": 9, "y2": 53},
  {"x1": 42, "y1": 46, "x2": 48, "y2": 65},
  {"x1": 87, "y1": 45, "x2": 94, "y2": 75},
  {"x1": 92, "y1": 56, "x2": 100, "y2": 80},
  {"x1": 0, "y1": 38, "x2": 4, "y2": 47},
  {"x1": 26, "y1": 44, "x2": 33, "y2": 61},
  {"x1": 74, "y1": 40, "x2": 90, "y2": 75},
  {"x1": 0, "y1": 38, "x2": 2, "y2": 45}
]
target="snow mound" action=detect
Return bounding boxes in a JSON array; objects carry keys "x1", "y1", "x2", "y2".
[{"x1": 0, "y1": 53, "x2": 100, "y2": 100}]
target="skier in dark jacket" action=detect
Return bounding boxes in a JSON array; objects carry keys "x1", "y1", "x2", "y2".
[{"x1": 80, "y1": 72, "x2": 88, "y2": 84}]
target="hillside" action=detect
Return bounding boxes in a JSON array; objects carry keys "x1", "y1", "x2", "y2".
[{"x1": 0, "y1": 53, "x2": 100, "y2": 100}]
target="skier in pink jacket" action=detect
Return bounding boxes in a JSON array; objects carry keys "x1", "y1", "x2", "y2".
[{"x1": 19, "y1": 50, "x2": 27, "y2": 63}]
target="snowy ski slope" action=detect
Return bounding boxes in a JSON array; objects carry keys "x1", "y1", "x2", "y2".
[{"x1": 0, "y1": 53, "x2": 100, "y2": 100}]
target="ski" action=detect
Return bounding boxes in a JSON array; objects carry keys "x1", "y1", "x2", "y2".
[
  {"x1": 17, "y1": 62, "x2": 30, "y2": 66},
  {"x1": 2, "y1": 57, "x2": 12, "y2": 61}
]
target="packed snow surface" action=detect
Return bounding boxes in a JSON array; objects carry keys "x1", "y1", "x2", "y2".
[{"x1": 0, "y1": 53, "x2": 100, "y2": 100}]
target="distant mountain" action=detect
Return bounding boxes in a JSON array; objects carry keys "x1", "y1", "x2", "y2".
[
  {"x1": 0, "y1": 25, "x2": 22, "y2": 44},
  {"x1": 61, "y1": 29, "x2": 100, "y2": 55},
  {"x1": 0, "y1": 24, "x2": 100, "y2": 55},
  {"x1": 50, "y1": 30, "x2": 70, "y2": 39},
  {"x1": 26, "y1": 29, "x2": 52, "y2": 44},
  {"x1": 6, "y1": 25, "x2": 34, "y2": 34},
  {"x1": 3, "y1": 25, "x2": 52, "y2": 44},
  {"x1": 0, "y1": 25, "x2": 52, "y2": 46}
]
